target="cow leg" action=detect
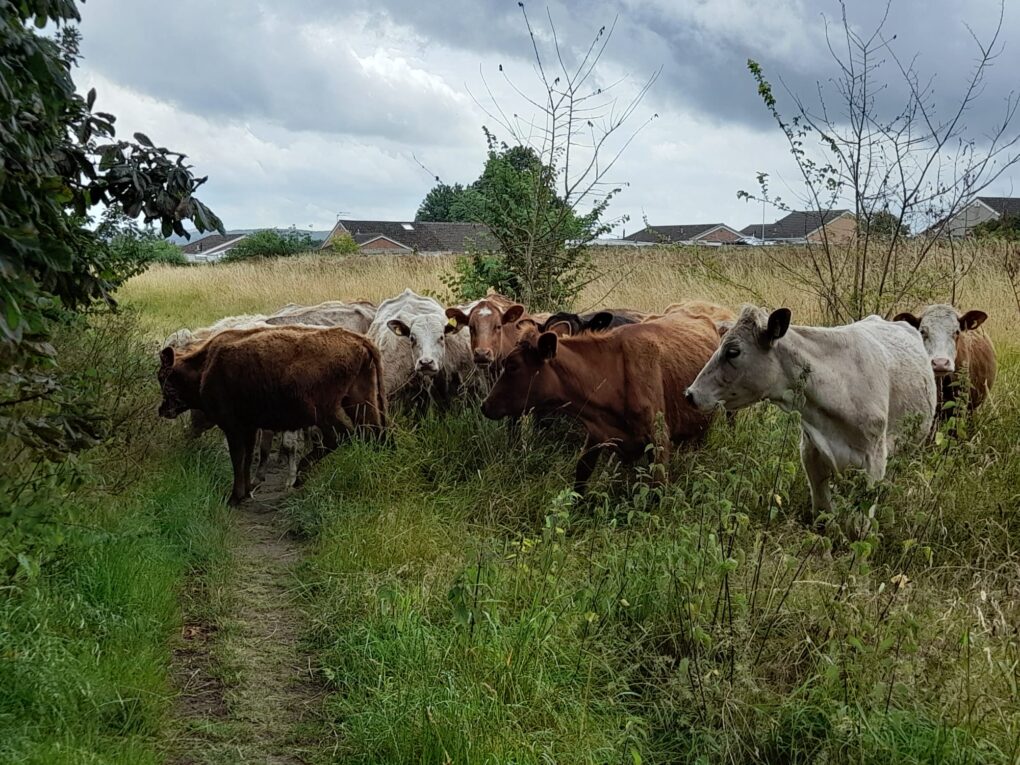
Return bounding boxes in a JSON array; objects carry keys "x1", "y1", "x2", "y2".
[
  {"x1": 254, "y1": 429, "x2": 274, "y2": 484},
  {"x1": 800, "y1": 432, "x2": 833, "y2": 517},
  {"x1": 573, "y1": 434, "x2": 604, "y2": 496},
  {"x1": 294, "y1": 420, "x2": 346, "y2": 488},
  {"x1": 225, "y1": 428, "x2": 256, "y2": 505},
  {"x1": 281, "y1": 430, "x2": 302, "y2": 489}
]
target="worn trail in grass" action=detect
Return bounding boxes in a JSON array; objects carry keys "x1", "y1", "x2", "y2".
[{"x1": 171, "y1": 466, "x2": 321, "y2": 764}]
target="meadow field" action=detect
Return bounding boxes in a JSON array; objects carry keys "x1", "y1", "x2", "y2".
[{"x1": 4, "y1": 247, "x2": 1020, "y2": 764}]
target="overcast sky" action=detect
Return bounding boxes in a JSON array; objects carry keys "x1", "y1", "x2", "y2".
[{"x1": 73, "y1": 0, "x2": 1020, "y2": 235}]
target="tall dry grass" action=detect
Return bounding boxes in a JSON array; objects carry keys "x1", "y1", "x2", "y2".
[{"x1": 123, "y1": 245, "x2": 1019, "y2": 350}]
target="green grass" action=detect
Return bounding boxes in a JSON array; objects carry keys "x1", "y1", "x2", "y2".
[
  {"x1": 0, "y1": 446, "x2": 230, "y2": 765},
  {"x1": 289, "y1": 374, "x2": 1020, "y2": 764},
  {"x1": 0, "y1": 311, "x2": 233, "y2": 765}
]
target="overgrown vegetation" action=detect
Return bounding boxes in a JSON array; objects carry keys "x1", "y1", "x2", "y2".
[
  {"x1": 0, "y1": 311, "x2": 230, "y2": 763},
  {"x1": 418, "y1": 7, "x2": 657, "y2": 309},
  {"x1": 974, "y1": 214, "x2": 1020, "y2": 241},
  {"x1": 221, "y1": 228, "x2": 315, "y2": 262},
  {"x1": 288, "y1": 371, "x2": 1020, "y2": 763},
  {"x1": 739, "y1": 2, "x2": 1019, "y2": 322},
  {"x1": 119, "y1": 247, "x2": 1020, "y2": 763}
]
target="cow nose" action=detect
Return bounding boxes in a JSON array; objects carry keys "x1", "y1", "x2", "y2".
[
  {"x1": 931, "y1": 357, "x2": 954, "y2": 376},
  {"x1": 684, "y1": 388, "x2": 696, "y2": 406},
  {"x1": 474, "y1": 349, "x2": 493, "y2": 365},
  {"x1": 417, "y1": 358, "x2": 439, "y2": 375}
]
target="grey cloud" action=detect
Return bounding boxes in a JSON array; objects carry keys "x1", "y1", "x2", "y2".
[{"x1": 78, "y1": 1, "x2": 477, "y2": 146}]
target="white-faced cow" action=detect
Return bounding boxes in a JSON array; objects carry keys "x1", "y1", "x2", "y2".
[
  {"x1": 893, "y1": 305, "x2": 996, "y2": 415},
  {"x1": 368, "y1": 289, "x2": 475, "y2": 407},
  {"x1": 685, "y1": 306, "x2": 936, "y2": 514},
  {"x1": 158, "y1": 325, "x2": 387, "y2": 504}
]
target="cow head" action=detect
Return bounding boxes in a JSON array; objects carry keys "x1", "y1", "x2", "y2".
[
  {"x1": 539, "y1": 311, "x2": 616, "y2": 336},
  {"x1": 446, "y1": 301, "x2": 526, "y2": 367},
  {"x1": 685, "y1": 305, "x2": 791, "y2": 412},
  {"x1": 893, "y1": 305, "x2": 987, "y2": 378},
  {"x1": 157, "y1": 346, "x2": 193, "y2": 419},
  {"x1": 481, "y1": 331, "x2": 561, "y2": 419},
  {"x1": 388, "y1": 313, "x2": 458, "y2": 377}
]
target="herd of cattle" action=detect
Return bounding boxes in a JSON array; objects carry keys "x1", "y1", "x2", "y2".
[{"x1": 156, "y1": 288, "x2": 996, "y2": 515}]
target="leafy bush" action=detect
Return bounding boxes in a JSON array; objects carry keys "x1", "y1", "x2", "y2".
[
  {"x1": 972, "y1": 214, "x2": 1020, "y2": 241},
  {"x1": 108, "y1": 232, "x2": 187, "y2": 266},
  {"x1": 327, "y1": 232, "x2": 360, "y2": 255},
  {"x1": 443, "y1": 252, "x2": 519, "y2": 302},
  {"x1": 222, "y1": 228, "x2": 314, "y2": 262}
]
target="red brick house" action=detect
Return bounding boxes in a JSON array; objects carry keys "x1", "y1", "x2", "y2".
[{"x1": 624, "y1": 223, "x2": 745, "y2": 245}]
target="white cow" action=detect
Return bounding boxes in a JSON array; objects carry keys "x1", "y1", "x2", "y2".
[
  {"x1": 685, "y1": 306, "x2": 936, "y2": 513},
  {"x1": 266, "y1": 300, "x2": 376, "y2": 334},
  {"x1": 368, "y1": 289, "x2": 475, "y2": 405}
]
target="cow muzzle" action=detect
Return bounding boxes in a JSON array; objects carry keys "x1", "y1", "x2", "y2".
[
  {"x1": 931, "y1": 357, "x2": 954, "y2": 377},
  {"x1": 416, "y1": 358, "x2": 439, "y2": 376},
  {"x1": 159, "y1": 400, "x2": 186, "y2": 419},
  {"x1": 473, "y1": 349, "x2": 494, "y2": 366}
]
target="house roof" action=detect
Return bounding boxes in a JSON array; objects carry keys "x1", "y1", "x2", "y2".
[
  {"x1": 624, "y1": 223, "x2": 736, "y2": 243},
  {"x1": 179, "y1": 233, "x2": 246, "y2": 255},
  {"x1": 741, "y1": 210, "x2": 852, "y2": 240},
  {"x1": 975, "y1": 197, "x2": 1020, "y2": 218},
  {"x1": 327, "y1": 219, "x2": 498, "y2": 252}
]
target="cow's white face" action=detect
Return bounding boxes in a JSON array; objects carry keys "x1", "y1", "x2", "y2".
[
  {"x1": 388, "y1": 313, "x2": 457, "y2": 376},
  {"x1": 894, "y1": 305, "x2": 988, "y2": 378},
  {"x1": 685, "y1": 306, "x2": 789, "y2": 412}
]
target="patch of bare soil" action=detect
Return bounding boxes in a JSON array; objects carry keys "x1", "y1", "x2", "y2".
[{"x1": 169, "y1": 464, "x2": 322, "y2": 764}]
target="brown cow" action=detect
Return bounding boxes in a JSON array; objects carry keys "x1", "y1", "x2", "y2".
[
  {"x1": 158, "y1": 325, "x2": 387, "y2": 504},
  {"x1": 481, "y1": 311, "x2": 721, "y2": 493},
  {"x1": 893, "y1": 304, "x2": 996, "y2": 414},
  {"x1": 446, "y1": 294, "x2": 528, "y2": 368}
]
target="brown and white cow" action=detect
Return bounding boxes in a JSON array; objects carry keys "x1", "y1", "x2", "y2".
[
  {"x1": 481, "y1": 311, "x2": 722, "y2": 493},
  {"x1": 445, "y1": 294, "x2": 528, "y2": 369},
  {"x1": 158, "y1": 325, "x2": 387, "y2": 504},
  {"x1": 893, "y1": 305, "x2": 996, "y2": 414}
]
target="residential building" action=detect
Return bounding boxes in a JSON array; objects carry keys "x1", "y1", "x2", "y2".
[
  {"x1": 624, "y1": 223, "x2": 745, "y2": 245},
  {"x1": 740, "y1": 210, "x2": 855, "y2": 244},
  {"x1": 322, "y1": 219, "x2": 498, "y2": 254}
]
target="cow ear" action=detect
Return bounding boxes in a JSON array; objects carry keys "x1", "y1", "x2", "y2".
[
  {"x1": 764, "y1": 308, "x2": 791, "y2": 345},
  {"x1": 160, "y1": 346, "x2": 175, "y2": 368},
  {"x1": 716, "y1": 320, "x2": 734, "y2": 338},
  {"x1": 537, "y1": 331, "x2": 558, "y2": 360},
  {"x1": 501, "y1": 304, "x2": 525, "y2": 325},
  {"x1": 444, "y1": 320, "x2": 460, "y2": 335},
  {"x1": 587, "y1": 312, "x2": 614, "y2": 332},
  {"x1": 387, "y1": 319, "x2": 410, "y2": 337},
  {"x1": 445, "y1": 307, "x2": 469, "y2": 330},
  {"x1": 893, "y1": 312, "x2": 920, "y2": 329},
  {"x1": 959, "y1": 310, "x2": 987, "y2": 331},
  {"x1": 546, "y1": 320, "x2": 574, "y2": 337}
]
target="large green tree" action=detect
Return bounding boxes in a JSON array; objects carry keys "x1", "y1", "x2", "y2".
[
  {"x1": 1, "y1": 3, "x2": 221, "y2": 359},
  {"x1": 2, "y1": 0, "x2": 222, "y2": 562}
]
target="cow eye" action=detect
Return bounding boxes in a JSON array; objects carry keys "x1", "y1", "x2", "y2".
[
  {"x1": 725, "y1": 345, "x2": 740, "y2": 360},
  {"x1": 409, "y1": 335, "x2": 417, "y2": 345}
]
